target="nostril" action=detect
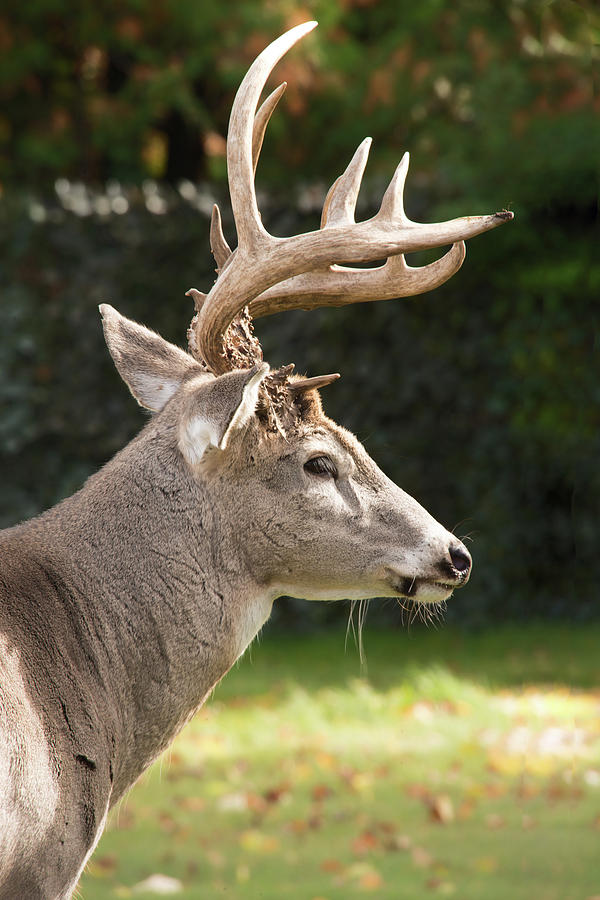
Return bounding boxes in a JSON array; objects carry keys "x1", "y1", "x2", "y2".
[{"x1": 449, "y1": 544, "x2": 471, "y2": 575}]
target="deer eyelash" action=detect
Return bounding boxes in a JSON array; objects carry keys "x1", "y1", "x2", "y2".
[{"x1": 304, "y1": 455, "x2": 338, "y2": 478}]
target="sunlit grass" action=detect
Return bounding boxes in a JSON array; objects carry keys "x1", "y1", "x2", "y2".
[{"x1": 80, "y1": 624, "x2": 600, "y2": 899}]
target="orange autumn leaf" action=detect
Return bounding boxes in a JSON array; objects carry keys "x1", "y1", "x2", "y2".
[
  {"x1": 358, "y1": 869, "x2": 383, "y2": 891},
  {"x1": 312, "y1": 783, "x2": 333, "y2": 802},
  {"x1": 352, "y1": 830, "x2": 379, "y2": 854},
  {"x1": 321, "y1": 858, "x2": 344, "y2": 874}
]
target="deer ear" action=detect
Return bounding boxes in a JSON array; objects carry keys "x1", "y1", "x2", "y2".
[
  {"x1": 179, "y1": 364, "x2": 269, "y2": 465},
  {"x1": 100, "y1": 304, "x2": 199, "y2": 411}
]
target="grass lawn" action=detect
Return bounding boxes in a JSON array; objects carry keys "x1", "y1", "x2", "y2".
[{"x1": 80, "y1": 624, "x2": 600, "y2": 899}]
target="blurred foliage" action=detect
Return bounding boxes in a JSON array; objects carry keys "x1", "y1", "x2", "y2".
[
  {"x1": 0, "y1": 0, "x2": 599, "y2": 624},
  {"x1": 0, "y1": 0, "x2": 598, "y2": 191}
]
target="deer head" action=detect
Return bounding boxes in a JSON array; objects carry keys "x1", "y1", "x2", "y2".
[{"x1": 101, "y1": 21, "x2": 512, "y2": 613}]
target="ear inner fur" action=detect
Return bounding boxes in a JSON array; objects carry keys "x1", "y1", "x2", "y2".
[
  {"x1": 100, "y1": 304, "x2": 199, "y2": 411},
  {"x1": 178, "y1": 364, "x2": 269, "y2": 464}
]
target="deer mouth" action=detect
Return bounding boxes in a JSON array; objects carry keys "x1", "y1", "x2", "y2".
[{"x1": 386, "y1": 572, "x2": 460, "y2": 604}]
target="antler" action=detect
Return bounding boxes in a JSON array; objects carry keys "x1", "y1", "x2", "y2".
[{"x1": 189, "y1": 21, "x2": 513, "y2": 375}]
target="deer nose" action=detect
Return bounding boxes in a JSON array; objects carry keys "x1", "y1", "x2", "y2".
[{"x1": 449, "y1": 543, "x2": 472, "y2": 577}]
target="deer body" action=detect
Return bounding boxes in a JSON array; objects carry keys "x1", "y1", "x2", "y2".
[
  {"x1": 1, "y1": 347, "x2": 466, "y2": 899},
  {"x1": 0, "y1": 21, "x2": 512, "y2": 898}
]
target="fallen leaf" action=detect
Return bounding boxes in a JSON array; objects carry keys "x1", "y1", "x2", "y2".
[
  {"x1": 287, "y1": 818, "x2": 309, "y2": 834},
  {"x1": 246, "y1": 792, "x2": 268, "y2": 814},
  {"x1": 321, "y1": 859, "x2": 344, "y2": 874},
  {"x1": 406, "y1": 783, "x2": 430, "y2": 799},
  {"x1": 132, "y1": 874, "x2": 183, "y2": 895},
  {"x1": 86, "y1": 854, "x2": 117, "y2": 877},
  {"x1": 426, "y1": 878, "x2": 456, "y2": 894},
  {"x1": 185, "y1": 860, "x2": 198, "y2": 879},
  {"x1": 315, "y1": 751, "x2": 335, "y2": 770},
  {"x1": 352, "y1": 830, "x2": 378, "y2": 855},
  {"x1": 457, "y1": 799, "x2": 476, "y2": 821},
  {"x1": 412, "y1": 846, "x2": 434, "y2": 868},
  {"x1": 176, "y1": 796, "x2": 205, "y2": 812},
  {"x1": 264, "y1": 782, "x2": 290, "y2": 805},
  {"x1": 312, "y1": 783, "x2": 333, "y2": 802},
  {"x1": 516, "y1": 781, "x2": 539, "y2": 800},
  {"x1": 347, "y1": 863, "x2": 383, "y2": 891},
  {"x1": 217, "y1": 792, "x2": 247, "y2": 812},
  {"x1": 340, "y1": 766, "x2": 373, "y2": 793},
  {"x1": 383, "y1": 833, "x2": 412, "y2": 852},
  {"x1": 358, "y1": 869, "x2": 383, "y2": 891},
  {"x1": 487, "y1": 752, "x2": 523, "y2": 776},
  {"x1": 485, "y1": 782, "x2": 508, "y2": 798},
  {"x1": 157, "y1": 812, "x2": 177, "y2": 833},
  {"x1": 426, "y1": 794, "x2": 454, "y2": 825},
  {"x1": 239, "y1": 829, "x2": 280, "y2": 854}
]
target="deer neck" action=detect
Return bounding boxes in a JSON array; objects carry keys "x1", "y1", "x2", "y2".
[{"x1": 24, "y1": 423, "x2": 273, "y2": 799}]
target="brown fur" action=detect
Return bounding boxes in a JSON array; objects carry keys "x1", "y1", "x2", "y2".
[{"x1": 0, "y1": 308, "x2": 470, "y2": 898}]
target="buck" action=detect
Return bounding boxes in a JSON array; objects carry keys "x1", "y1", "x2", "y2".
[{"x1": 0, "y1": 22, "x2": 512, "y2": 899}]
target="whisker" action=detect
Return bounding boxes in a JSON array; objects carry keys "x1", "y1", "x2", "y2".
[
  {"x1": 451, "y1": 517, "x2": 474, "y2": 534},
  {"x1": 345, "y1": 599, "x2": 358, "y2": 652},
  {"x1": 357, "y1": 598, "x2": 369, "y2": 670}
]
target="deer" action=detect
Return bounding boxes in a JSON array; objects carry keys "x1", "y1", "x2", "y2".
[{"x1": 0, "y1": 21, "x2": 512, "y2": 900}]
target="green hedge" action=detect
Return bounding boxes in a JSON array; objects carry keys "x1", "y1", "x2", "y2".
[
  {"x1": 1, "y1": 182, "x2": 597, "y2": 626},
  {"x1": 1, "y1": 0, "x2": 598, "y2": 625}
]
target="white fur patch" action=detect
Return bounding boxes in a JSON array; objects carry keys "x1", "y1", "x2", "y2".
[
  {"x1": 220, "y1": 364, "x2": 269, "y2": 450},
  {"x1": 0, "y1": 635, "x2": 59, "y2": 861},
  {"x1": 65, "y1": 802, "x2": 110, "y2": 898},
  {"x1": 232, "y1": 591, "x2": 274, "y2": 660},
  {"x1": 179, "y1": 416, "x2": 221, "y2": 466},
  {"x1": 130, "y1": 374, "x2": 182, "y2": 412},
  {"x1": 179, "y1": 364, "x2": 268, "y2": 465}
]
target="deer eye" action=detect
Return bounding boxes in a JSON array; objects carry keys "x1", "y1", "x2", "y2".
[{"x1": 304, "y1": 455, "x2": 338, "y2": 478}]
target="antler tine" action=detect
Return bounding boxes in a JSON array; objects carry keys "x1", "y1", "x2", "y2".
[
  {"x1": 322, "y1": 138, "x2": 372, "y2": 227},
  {"x1": 288, "y1": 373, "x2": 341, "y2": 394},
  {"x1": 249, "y1": 242, "x2": 467, "y2": 318},
  {"x1": 191, "y1": 22, "x2": 319, "y2": 373},
  {"x1": 252, "y1": 82, "x2": 287, "y2": 175},
  {"x1": 320, "y1": 176, "x2": 340, "y2": 229},
  {"x1": 209, "y1": 205, "x2": 232, "y2": 272},
  {"x1": 377, "y1": 152, "x2": 410, "y2": 224},
  {"x1": 226, "y1": 20, "x2": 318, "y2": 250},
  {"x1": 208, "y1": 82, "x2": 287, "y2": 276}
]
